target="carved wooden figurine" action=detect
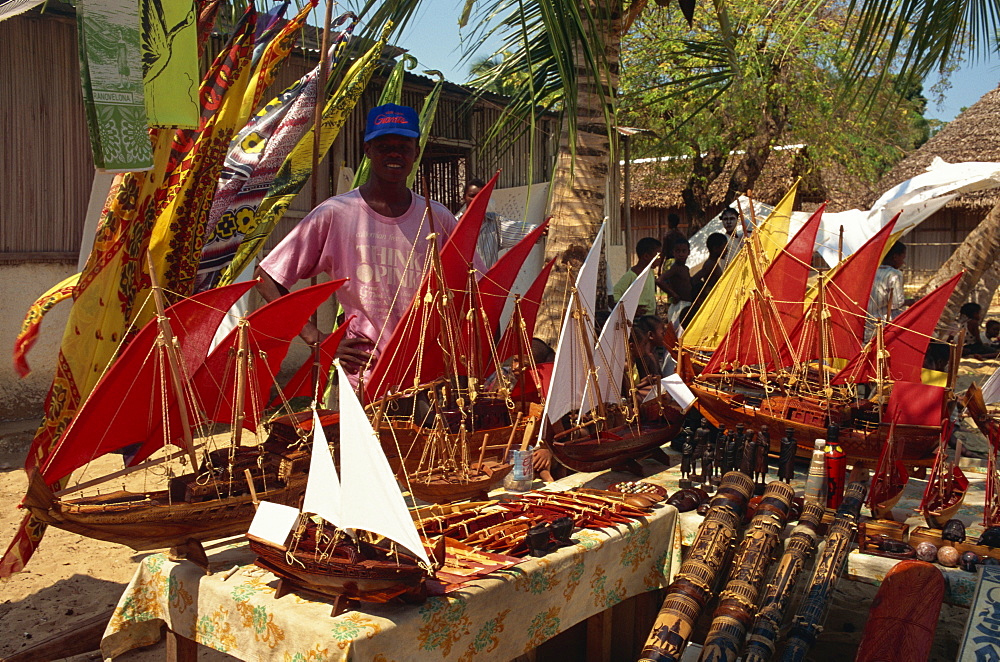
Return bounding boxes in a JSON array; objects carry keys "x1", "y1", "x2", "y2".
[
  {"x1": 679, "y1": 427, "x2": 695, "y2": 488},
  {"x1": 778, "y1": 427, "x2": 796, "y2": 482},
  {"x1": 755, "y1": 426, "x2": 770, "y2": 485},
  {"x1": 639, "y1": 472, "x2": 755, "y2": 662},
  {"x1": 732, "y1": 423, "x2": 746, "y2": 472},
  {"x1": 724, "y1": 428, "x2": 740, "y2": 475},
  {"x1": 692, "y1": 423, "x2": 709, "y2": 482},
  {"x1": 714, "y1": 427, "x2": 727, "y2": 482},
  {"x1": 702, "y1": 434, "x2": 717, "y2": 491},
  {"x1": 739, "y1": 429, "x2": 758, "y2": 478}
]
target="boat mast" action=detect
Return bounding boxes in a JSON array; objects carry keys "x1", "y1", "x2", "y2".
[
  {"x1": 572, "y1": 290, "x2": 607, "y2": 426},
  {"x1": 146, "y1": 253, "x2": 199, "y2": 468},
  {"x1": 231, "y1": 321, "x2": 250, "y2": 448}
]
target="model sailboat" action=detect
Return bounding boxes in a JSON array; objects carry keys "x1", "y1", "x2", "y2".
[
  {"x1": 247, "y1": 362, "x2": 436, "y2": 603},
  {"x1": 360, "y1": 174, "x2": 549, "y2": 502},
  {"x1": 682, "y1": 200, "x2": 960, "y2": 464},
  {"x1": 22, "y1": 274, "x2": 342, "y2": 554},
  {"x1": 540, "y1": 225, "x2": 688, "y2": 472}
]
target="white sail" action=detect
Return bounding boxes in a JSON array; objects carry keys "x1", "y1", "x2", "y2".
[
  {"x1": 983, "y1": 365, "x2": 1000, "y2": 405},
  {"x1": 301, "y1": 409, "x2": 343, "y2": 528},
  {"x1": 542, "y1": 224, "x2": 605, "y2": 430},
  {"x1": 335, "y1": 363, "x2": 432, "y2": 568},
  {"x1": 583, "y1": 259, "x2": 654, "y2": 412},
  {"x1": 248, "y1": 500, "x2": 300, "y2": 547}
]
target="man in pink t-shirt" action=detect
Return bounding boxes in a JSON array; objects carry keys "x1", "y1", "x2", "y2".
[{"x1": 256, "y1": 104, "x2": 459, "y2": 383}]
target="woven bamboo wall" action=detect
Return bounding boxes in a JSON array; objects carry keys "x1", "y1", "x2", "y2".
[
  {"x1": 1, "y1": 13, "x2": 556, "y2": 258},
  {"x1": 0, "y1": 12, "x2": 93, "y2": 259}
]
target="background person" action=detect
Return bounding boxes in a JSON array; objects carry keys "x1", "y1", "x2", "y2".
[
  {"x1": 611, "y1": 237, "x2": 662, "y2": 316},
  {"x1": 865, "y1": 241, "x2": 906, "y2": 341}
]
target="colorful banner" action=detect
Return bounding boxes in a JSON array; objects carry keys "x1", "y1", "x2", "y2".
[
  {"x1": 77, "y1": 0, "x2": 154, "y2": 172},
  {"x1": 218, "y1": 27, "x2": 388, "y2": 285},
  {"x1": 0, "y1": 9, "x2": 258, "y2": 580},
  {"x1": 12, "y1": 273, "x2": 80, "y2": 378},
  {"x1": 196, "y1": 14, "x2": 357, "y2": 292},
  {"x1": 239, "y1": 0, "x2": 313, "y2": 120},
  {"x1": 140, "y1": 0, "x2": 200, "y2": 128}
]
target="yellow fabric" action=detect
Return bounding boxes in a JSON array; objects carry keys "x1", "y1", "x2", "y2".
[
  {"x1": 238, "y1": 1, "x2": 315, "y2": 121},
  {"x1": 681, "y1": 181, "x2": 799, "y2": 350},
  {"x1": 921, "y1": 368, "x2": 948, "y2": 387},
  {"x1": 220, "y1": 32, "x2": 387, "y2": 285}
]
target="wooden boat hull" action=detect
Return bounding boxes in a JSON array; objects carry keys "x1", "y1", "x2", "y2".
[
  {"x1": 871, "y1": 488, "x2": 905, "y2": 520},
  {"x1": 25, "y1": 478, "x2": 308, "y2": 551},
  {"x1": 548, "y1": 397, "x2": 685, "y2": 472},
  {"x1": 23, "y1": 445, "x2": 309, "y2": 551},
  {"x1": 923, "y1": 493, "x2": 966, "y2": 528},
  {"x1": 408, "y1": 462, "x2": 513, "y2": 504},
  {"x1": 690, "y1": 382, "x2": 940, "y2": 464},
  {"x1": 247, "y1": 537, "x2": 426, "y2": 603}
]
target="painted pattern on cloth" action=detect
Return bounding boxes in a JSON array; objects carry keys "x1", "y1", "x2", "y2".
[
  {"x1": 195, "y1": 12, "x2": 358, "y2": 292},
  {"x1": 0, "y1": 11, "x2": 259, "y2": 578},
  {"x1": 218, "y1": 25, "x2": 388, "y2": 285}
]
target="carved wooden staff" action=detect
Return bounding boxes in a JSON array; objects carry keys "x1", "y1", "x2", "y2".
[
  {"x1": 639, "y1": 471, "x2": 755, "y2": 662},
  {"x1": 742, "y1": 500, "x2": 825, "y2": 662},
  {"x1": 779, "y1": 479, "x2": 868, "y2": 661},
  {"x1": 698, "y1": 480, "x2": 794, "y2": 662}
]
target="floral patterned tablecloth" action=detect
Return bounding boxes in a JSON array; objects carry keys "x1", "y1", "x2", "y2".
[{"x1": 100, "y1": 464, "x2": 682, "y2": 662}]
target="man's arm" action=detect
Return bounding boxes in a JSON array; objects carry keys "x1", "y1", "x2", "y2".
[{"x1": 254, "y1": 266, "x2": 372, "y2": 367}]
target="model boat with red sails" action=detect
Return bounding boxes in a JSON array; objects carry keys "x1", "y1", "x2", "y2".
[
  {"x1": 677, "y1": 188, "x2": 961, "y2": 465},
  {"x1": 266, "y1": 174, "x2": 552, "y2": 504},
  {"x1": 21, "y1": 269, "x2": 344, "y2": 554}
]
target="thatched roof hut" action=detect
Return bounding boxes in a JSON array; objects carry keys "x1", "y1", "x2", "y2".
[
  {"x1": 865, "y1": 83, "x2": 1000, "y2": 282},
  {"x1": 622, "y1": 145, "x2": 869, "y2": 243}
]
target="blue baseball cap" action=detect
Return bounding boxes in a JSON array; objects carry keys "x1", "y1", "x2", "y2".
[{"x1": 364, "y1": 103, "x2": 420, "y2": 142}]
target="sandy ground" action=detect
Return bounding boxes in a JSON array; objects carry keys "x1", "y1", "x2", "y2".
[
  {"x1": 0, "y1": 424, "x2": 235, "y2": 662},
  {"x1": 1, "y1": 359, "x2": 998, "y2": 661}
]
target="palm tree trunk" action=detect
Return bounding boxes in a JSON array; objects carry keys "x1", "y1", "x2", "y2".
[
  {"x1": 535, "y1": 6, "x2": 622, "y2": 344},
  {"x1": 921, "y1": 201, "x2": 1000, "y2": 336},
  {"x1": 974, "y1": 260, "x2": 1000, "y2": 311}
]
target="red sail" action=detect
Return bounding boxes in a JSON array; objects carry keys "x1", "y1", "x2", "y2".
[
  {"x1": 190, "y1": 279, "x2": 345, "y2": 432},
  {"x1": 467, "y1": 219, "x2": 550, "y2": 378},
  {"x1": 37, "y1": 282, "x2": 256, "y2": 484},
  {"x1": 702, "y1": 205, "x2": 823, "y2": 374},
  {"x1": 781, "y1": 215, "x2": 899, "y2": 367},
  {"x1": 271, "y1": 316, "x2": 353, "y2": 406},
  {"x1": 831, "y1": 272, "x2": 962, "y2": 384},
  {"x1": 494, "y1": 257, "x2": 557, "y2": 365},
  {"x1": 770, "y1": 204, "x2": 824, "y2": 336},
  {"x1": 364, "y1": 173, "x2": 498, "y2": 401}
]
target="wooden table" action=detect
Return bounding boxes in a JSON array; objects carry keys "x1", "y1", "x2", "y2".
[{"x1": 100, "y1": 463, "x2": 682, "y2": 662}]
